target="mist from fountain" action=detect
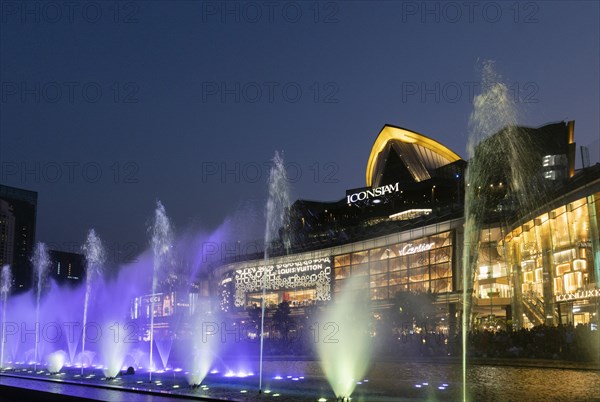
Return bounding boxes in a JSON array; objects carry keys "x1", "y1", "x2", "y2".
[
  {"x1": 81, "y1": 229, "x2": 106, "y2": 375},
  {"x1": 1, "y1": 265, "x2": 12, "y2": 368},
  {"x1": 185, "y1": 308, "x2": 221, "y2": 386},
  {"x1": 101, "y1": 321, "x2": 128, "y2": 379},
  {"x1": 148, "y1": 200, "x2": 173, "y2": 381},
  {"x1": 46, "y1": 350, "x2": 67, "y2": 374},
  {"x1": 259, "y1": 150, "x2": 290, "y2": 392},
  {"x1": 317, "y1": 275, "x2": 371, "y2": 399},
  {"x1": 31, "y1": 242, "x2": 50, "y2": 371}
]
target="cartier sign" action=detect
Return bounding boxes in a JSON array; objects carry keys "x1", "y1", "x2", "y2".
[{"x1": 398, "y1": 242, "x2": 435, "y2": 256}]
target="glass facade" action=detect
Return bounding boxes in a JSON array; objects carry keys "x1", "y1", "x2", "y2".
[
  {"x1": 333, "y1": 231, "x2": 453, "y2": 301},
  {"x1": 503, "y1": 193, "x2": 600, "y2": 326},
  {"x1": 474, "y1": 226, "x2": 510, "y2": 300}
]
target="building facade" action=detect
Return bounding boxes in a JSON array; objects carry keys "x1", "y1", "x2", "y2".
[
  {"x1": 212, "y1": 122, "x2": 600, "y2": 333},
  {"x1": 0, "y1": 184, "x2": 37, "y2": 291},
  {"x1": 48, "y1": 249, "x2": 85, "y2": 285}
]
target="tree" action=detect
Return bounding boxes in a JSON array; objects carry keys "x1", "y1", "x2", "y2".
[
  {"x1": 246, "y1": 304, "x2": 262, "y2": 333},
  {"x1": 272, "y1": 301, "x2": 293, "y2": 342}
]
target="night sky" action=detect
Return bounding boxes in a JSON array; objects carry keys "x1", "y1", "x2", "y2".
[{"x1": 1, "y1": 1, "x2": 598, "y2": 264}]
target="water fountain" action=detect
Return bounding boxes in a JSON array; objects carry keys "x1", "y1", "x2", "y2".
[
  {"x1": 185, "y1": 309, "x2": 220, "y2": 387},
  {"x1": 148, "y1": 200, "x2": 173, "y2": 381},
  {"x1": 462, "y1": 61, "x2": 552, "y2": 401},
  {"x1": 31, "y1": 242, "x2": 50, "y2": 371},
  {"x1": 259, "y1": 150, "x2": 291, "y2": 393},
  {"x1": 80, "y1": 229, "x2": 106, "y2": 375},
  {"x1": 316, "y1": 275, "x2": 371, "y2": 400},
  {"x1": 1, "y1": 66, "x2": 598, "y2": 401},
  {"x1": 1, "y1": 265, "x2": 11, "y2": 368},
  {"x1": 46, "y1": 350, "x2": 67, "y2": 374}
]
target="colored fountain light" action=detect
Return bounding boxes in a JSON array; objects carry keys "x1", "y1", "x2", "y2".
[
  {"x1": 185, "y1": 320, "x2": 219, "y2": 387},
  {"x1": 0, "y1": 265, "x2": 12, "y2": 369},
  {"x1": 317, "y1": 275, "x2": 372, "y2": 400},
  {"x1": 0, "y1": 69, "x2": 596, "y2": 402},
  {"x1": 148, "y1": 200, "x2": 173, "y2": 382},
  {"x1": 81, "y1": 229, "x2": 106, "y2": 376},
  {"x1": 31, "y1": 242, "x2": 50, "y2": 372}
]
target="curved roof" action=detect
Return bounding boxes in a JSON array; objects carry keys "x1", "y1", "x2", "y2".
[{"x1": 366, "y1": 125, "x2": 463, "y2": 187}]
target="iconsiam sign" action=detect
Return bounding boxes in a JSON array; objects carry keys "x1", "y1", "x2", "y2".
[
  {"x1": 346, "y1": 182, "x2": 400, "y2": 204},
  {"x1": 233, "y1": 257, "x2": 332, "y2": 307}
]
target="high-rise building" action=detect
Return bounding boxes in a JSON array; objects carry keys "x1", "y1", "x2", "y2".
[
  {"x1": 0, "y1": 184, "x2": 37, "y2": 291},
  {"x1": 48, "y1": 249, "x2": 85, "y2": 285}
]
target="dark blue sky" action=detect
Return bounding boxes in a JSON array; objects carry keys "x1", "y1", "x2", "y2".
[{"x1": 1, "y1": 1, "x2": 599, "y2": 259}]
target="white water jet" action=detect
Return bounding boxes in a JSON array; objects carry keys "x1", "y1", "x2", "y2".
[
  {"x1": 76, "y1": 350, "x2": 96, "y2": 369},
  {"x1": 259, "y1": 151, "x2": 290, "y2": 392},
  {"x1": 149, "y1": 200, "x2": 173, "y2": 381},
  {"x1": 463, "y1": 60, "x2": 527, "y2": 401},
  {"x1": 46, "y1": 350, "x2": 67, "y2": 374},
  {"x1": 186, "y1": 310, "x2": 220, "y2": 386},
  {"x1": 155, "y1": 338, "x2": 173, "y2": 373},
  {"x1": 81, "y1": 229, "x2": 106, "y2": 374},
  {"x1": 317, "y1": 275, "x2": 371, "y2": 399},
  {"x1": 31, "y1": 242, "x2": 50, "y2": 371},
  {"x1": 1, "y1": 265, "x2": 12, "y2": 368},
  {"x1": 101, "y1": 322, "x2": 128, "y2": 379}
]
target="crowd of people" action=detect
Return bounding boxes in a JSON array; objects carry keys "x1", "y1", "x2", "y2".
[
  {"x1": 465, "y1": 323, "x2": 599, "y2": 361},
  {"x1": 377, "y1": 323, "x2": 599, "y2": 362}
]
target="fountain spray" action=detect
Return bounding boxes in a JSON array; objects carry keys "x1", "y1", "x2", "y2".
[
  {"x1": 149, "y1": 200, "x2": 173, "y2": 382},
  {"x1": 259, "y1": 151, "x2": 290, "y2": 392},
  {"x1": 462, "y1": 60, "x2": 544, "y2": 401},
  {"x1": 31, "y1": 242, "x2": 50, "y2": 372},
  {"x1": 81, "y1": 229, "x2": 106, "y2": 374},
  {"x1": 1, "y1": 265, "x2": 12, "y2": 368}
]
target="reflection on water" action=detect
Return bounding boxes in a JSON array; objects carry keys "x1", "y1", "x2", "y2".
[
  {"x1": 1, "y1": 361, "x2": 599, "y2": 401},
  {"x1": 367, "y1": 362, "x2": 600, "y2": 401},
  {"x1": 467, "y1": 366, "x2": 599, "y2": 402}
]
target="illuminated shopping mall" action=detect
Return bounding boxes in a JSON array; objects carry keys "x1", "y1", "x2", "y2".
[{"x1": 208, "y1": 121, "x2": 600, "y2": 334}]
